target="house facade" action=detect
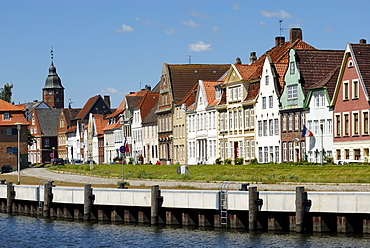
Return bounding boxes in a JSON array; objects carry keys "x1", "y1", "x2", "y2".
[{"x1": 332, "y1": 40, "x2": 370, "y2": 162}]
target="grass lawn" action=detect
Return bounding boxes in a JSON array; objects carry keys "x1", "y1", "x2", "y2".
[{"x1": 49, "y1": 162, "x2": 370, "y2": 184}]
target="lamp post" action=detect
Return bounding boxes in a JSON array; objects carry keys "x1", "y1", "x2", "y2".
[
  {"x1": 221, "y1": 131, "x2": 226, "y2": 164},
  {"x1": 15, "y1": 122, "x2": 22, "y2": 185}
]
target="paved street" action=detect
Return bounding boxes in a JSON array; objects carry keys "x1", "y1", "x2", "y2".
[{"x1": 18, "y1": 167, "x2": 370, "y2": 191}]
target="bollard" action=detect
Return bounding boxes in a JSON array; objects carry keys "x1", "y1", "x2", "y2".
[
  {"x1": 249, "y1": 186, "x2": 263, "y2": 231},
  {"x1": 296, "y1": 186, "x2": 311, "y2": 233},
  {"x1": 43, "y1": 182, "x2": 53, "y2": 218},
  {"x1": 6, "y1": 182, "x2": 15, "y2": 214},
  {"x1": 151, "y1": 185, "x2": 163, "y2": 225},
  {"x1": 84, "y1": 184, "x2": 95, "y2": 221}
]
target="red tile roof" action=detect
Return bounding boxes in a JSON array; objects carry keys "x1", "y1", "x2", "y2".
[
  {"x1": 75, "y1": 95, "x2": 100, "y2": 120},
  {"x1": 202, "y1": 81, "x2": 219, "y2": 106},
  {"x1": 245, "y1": 82, "x2": 260, "y2": 101},
  {"x1": 176, "y1": 83, "x2": 198, "y2": 109},
  {"x1": 135, "y1": 92, "x2": 160, "y2": 120}
]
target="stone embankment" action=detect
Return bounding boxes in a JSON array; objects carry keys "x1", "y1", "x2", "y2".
[{"x1": 17, "y1": 167, "x2": 370, "y2": 191}]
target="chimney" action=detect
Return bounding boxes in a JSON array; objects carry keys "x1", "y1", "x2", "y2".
[
  {"x1": 360, "y1": 39, "x2": 367, "y2": 44},
  {"x1": 249, "y1": 52, "x2": 257, "y2": 64},
  {"x1": 290, "y1": 28, "x2": 303, "y2": 42},
  {"x1": 275, "y1": 36, "x2": 285, "y2": 47},
  {"x1": 235, "y1": 57, "x2": 242, "y2": 64},
  {"x1": 104, "y1": 95, "x2": 111, "y2": 109}
]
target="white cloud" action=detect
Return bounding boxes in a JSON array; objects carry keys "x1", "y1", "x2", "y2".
[
  {"x1": 190, "y1": 10, "x2": 204, "y2": 18},
  {"x1": 324, "y1": 26, "x2": 334, "y2": 32},
  {"x1": 182, "y1": 19, "x2": 200, "y2": 28},
  {"x1": 189, "y1": 41, "x2": 212, "y2": 52},
  {"x1": 232, "y1": 3, "x2": 240, "y2": 10},
  {"x1": 115, "y1": 24, "x2": 135, "y2": 33},
  {"x1": 261, "y1": 10, "x2": 291, "y2": 18},
  {"x1": 101, "y1": 87, "x2": 125, "y2": 95},
  {"x1": 260, "y1": 21, "x2": 266, "y2": 26},
  {"x1": 165, "y1": 28, "x2": 175, "y2": 35}
]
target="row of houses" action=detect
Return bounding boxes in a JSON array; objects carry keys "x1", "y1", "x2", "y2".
[{"x1": 1, "y1": 28, "x2": 370, "y2": 169}]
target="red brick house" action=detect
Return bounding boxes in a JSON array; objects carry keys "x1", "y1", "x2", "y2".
[
  {"x1": 0, "y1": 100, "x2": 29, "y2": 170},
  {"x1": 331, "y1": 40, "x2": 370, "y2": 162}
]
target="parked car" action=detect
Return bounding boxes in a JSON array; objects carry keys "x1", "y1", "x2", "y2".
[
  {"x1": 71, "y1": 159, "x2": 83, "y2": 165},
  {"x1": 1, "y1": 165, "x2": 13, "y2": 174},
  {"x1": 52, "y1": 158, "x2": 65, "y2": 166}
]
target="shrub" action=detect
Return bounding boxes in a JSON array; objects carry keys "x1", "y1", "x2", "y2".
[
  {"x1": 234, "y1": 157, "x2": 244, "y2": 165},
  {"x1": 215, "y1": 158, "x2": 223, "y2": 165},
  {"x1": 224, "y1": 158, "x2": 232, "y2": 165},
  {"x1": 250, "y1": 158, "x2": 258, "y2": 164}
]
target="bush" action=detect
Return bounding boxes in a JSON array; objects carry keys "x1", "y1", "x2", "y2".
[
  {"x1": 250, "y1": 158, "x2": 258, "y2": 164},
  {"x1": 234, "y1": 157, "x2": 244, "y2": 165},
  {"x1": 215, "y1": 158, "x2": 223, "y2": 165},
  {"x1": 224, "y1": 158, "x2": 232, "y2": 165}
]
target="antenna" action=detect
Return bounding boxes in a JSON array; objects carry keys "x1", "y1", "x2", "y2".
[
  {"x1": 279, "y1": 20, "x2": 287, "y2": 37},
  {"x1": 187, "y1": 55, "x2": 191, "y2": 64}
]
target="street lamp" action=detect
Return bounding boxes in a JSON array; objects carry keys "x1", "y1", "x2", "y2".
[{"x1": 15, "y1": 122, "x2": 22, "y2": 185}]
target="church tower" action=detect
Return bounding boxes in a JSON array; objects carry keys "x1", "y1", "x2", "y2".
[{"x1": 42, "y1": 48, "x2": 64, "y2": 108}]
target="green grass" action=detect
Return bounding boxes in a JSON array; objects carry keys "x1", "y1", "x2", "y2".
[{"x1": 49, "y1": 162, "x2": 370, "y2": 184}]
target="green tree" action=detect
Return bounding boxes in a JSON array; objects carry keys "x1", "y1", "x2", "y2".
[
  {"x1": 0, "y1": 83, "x2": 13, "y2": 103},
  {"x1": 27, "y1": 129, "x2": 36, "y2": 146}
]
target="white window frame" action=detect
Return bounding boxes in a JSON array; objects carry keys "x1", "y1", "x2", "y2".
[
  {"x1": 343, "y1": 81, "x2": 349, "y2": 100},
  {"x1": 287, "y1": 85, "x2": 298, "y2": 99},
  {"x1": 352, "y1": 80, "x2": 359, "y2": 99}
]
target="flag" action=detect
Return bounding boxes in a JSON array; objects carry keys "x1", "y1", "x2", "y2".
[
  {"x1": 302, "y1": 125, "x2": 314, "y2": 137},
  {"x1": 124, "y1": 137, "x2": 130, "y2": 153}
]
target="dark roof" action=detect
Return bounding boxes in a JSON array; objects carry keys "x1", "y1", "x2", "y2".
[
  {"x1": 36, "y1": 108, "x2": 61, "y2": 136},
  {"x1": 75, "y1": 95, "x2": 112, "y2": 120},
  {"x1": 351, "y1": 43, "x2": 370, "y2": 96},
  {"x1": 126, "y1": 95, "x2": 144, "y2": 109},
  {"x1": 62, "y1": 108, "x2": 81, "y2": 128},
  {"x1": 142, "y1": 102, "x2": 158, "y2": 126},
  {"x1": 167, "y1": 64, "x2": 229, "y2": 103},
  {"x1": 295, "y1": 49, "x2": 344, "y2": 96},
  {"x1": 43, "y1": 62, "x2": 64, "y2": 89}
]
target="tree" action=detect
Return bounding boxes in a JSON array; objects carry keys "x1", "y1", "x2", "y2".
[
  {"x1": 27, "y1": 129, "x2": 36, "y2": 146},
  {"x1": 0, "y1": 83, "x2": 13, "y2": 103}
]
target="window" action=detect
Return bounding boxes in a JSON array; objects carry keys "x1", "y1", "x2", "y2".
[
  {"x1": 274, "y1": 118, "x2": 279, "y2": 135},
  {"x1": 229, "y1": 111, "x2": 233, "y2": 129},
  {"x1": 353, "y1": 112, "x2": 359, "y2": 135},
  {"x1": 344, "y1": 114, "x2": 349, "y2": 136},
  {"x1": 314, "y1": 120, "x2": 319, "y2": 135},
  {"x1": 263, "y1": 120, "x2": 267, "y2": 136},
  {"x1": 269, "y1": 119, "x2": 273, "y2": 136},
  {"x1": 265, "y1": 75, "x2": 269, "y2": 85},
  {"x1": 282, "y1": 114, "x2": 287, "y2": 131},
  {"x1": 290, "y1": 62, "x2": 295, "y2": 74},
  {"x1": 3, "y1": 113, "x2": 10, "y2": 120},
  {"x1": 275, "y1": 146, "x2": 279, "y2": 163},
  {"x1": 327, "y1": 119, "x2": 332, "y2": 135},
  {"x1": 335, "y1": 115, "x2": 341, "y2": 136},
  {"x1": 289, "y1": 113, "x2": 293, "y2": 131},
  {"x1": 295, "y1": 112, "x2": 299, "y2": 131},
  {"x1": 251, "y1": 140, "x2": 255, "y2": 158},
  {"x1": 258, "y1": 121, "x2": 262, "y2": 136},
  {"x1": 245, "y1": 140, "x2": 250, "y2": 159},
  {"x1": 245, "y1": 109, "x2": 249, "y2": 128},
  {"x1": 353, "y1": 80, "x2": 359, "y2": 99},
  {"x1": 343, "y1": 81, "x2": 349, "y2": 100},
  {"x1": 364, "y1": 111, "x2": 369, "y2": 135},
  {"x1": 288, "y1": 85, "x2": 298, "y2": 99},
  {"x1": 220, "y1": 112, "x2": 225, "y2": 130},
  {"x1": 269, "y1": 96, "x2": 273, "y2": 108},
  {"x1": 301, "y1": 112, "x2": 305, "y2": 130},
  {"x1": 6, "y1": 147, "x2": 13, "y2": 154},
  {"x1": 45, "y1": 138, "x2": 50, "y2": 147},
  {"x1": 262, "y1": 97, "x2": 266, "y2": 109},
  {"x1": 239, "y1": 110, "x2": 242, "y2": 130},
  {"x1": 234, "y1": 110, "x2": 238, "y2": 129},
  {"x1": 288, "y1": 142, "x2": 293, "y2": 161},
  {"x1": 283, "y1": 142, "x2": 287, "y2": 161},
  {"x1": 238, "y1": 86, "x2": 242, "y2": 100},
  {"x1": 259, "y1": 147, "x2": 263, "y2": 162},
  {"x1": 250, "y1": 109, "x2": 254, "y2": 128},
  {"x1": 264, "y1": 147, "x2": 268, "y2": 163}
]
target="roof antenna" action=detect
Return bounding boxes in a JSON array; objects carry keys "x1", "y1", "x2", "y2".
[
  {"x1": 50, "y1": 46, "x2": 54, "y2": 63},
  {"x1": 279, "y1": 20, "x2": 287, "y2": 37},
  {"x1": 187, "y1": 55, "x2": 191, "y2": 64}
]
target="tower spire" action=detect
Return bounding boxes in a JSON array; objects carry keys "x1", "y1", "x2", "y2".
[{"x1": 50, "y1": 46, "x2": 54, "y2": 63}]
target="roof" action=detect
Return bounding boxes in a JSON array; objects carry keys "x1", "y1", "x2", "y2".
[
  {"x1": 92, "y1": 114, "x2": 107, "y2": 136},
  {"x1": 350, "y1": 43, "x2": 370, "y2": 97},
  {"x1": 176, "y1": 83, "x2": 198, "y2": 109},
  {"x1": 295, "y1": 49, "x2": 344, "y2": 96},
  {"x1": 202, "y1": 81, "x2": 220, "y2": 106},
  {"x1": 135, "y1": 92, "x2": 160, "y2": 120},
  {"x1": 43, "y1": 62, "x2": 64, "y2": 89},
  {"x1": 75, "y1": 95, "x2": 111, "y2": 120},
  {"x1": 142, "y1": 102, "x2": 158, "y2": 126},
  {"x1": 61, "y1": 108, "x2": 81, "y2": 128},
  {"x1": 166, "y1": 64, "x2": 229, "y2": 103},
  {"x1": 245, "y1": 82, "x2": 260, "y2": 101},
  {"x1": 0, "y1": 100, "x2": 24, "y2": 111},
  {"x1": 35, "y1": 108, "x2": 61, "y2": 136}
]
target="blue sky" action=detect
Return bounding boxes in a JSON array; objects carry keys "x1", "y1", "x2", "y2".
[{"x1": 1, "y1": 0, "x2": 370, "y2": 108}]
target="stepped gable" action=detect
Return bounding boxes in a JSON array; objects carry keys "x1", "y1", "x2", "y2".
[
  {"x1": 35, "y1": 108, "x2": 61, "y2": 136},
  {"x1": 351, "y1": 43, "x2": 370, "y2": 96},
  {"x1": 295, "y1": 49, "x2": 344, "y2": 96},
  {"x1": 167, "y1": 64, "x2": 229, "y2": 103}
]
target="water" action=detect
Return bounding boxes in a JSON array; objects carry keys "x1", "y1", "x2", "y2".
[{"x1": 1, "y1": 214, "x2": 369, "y2": 247}]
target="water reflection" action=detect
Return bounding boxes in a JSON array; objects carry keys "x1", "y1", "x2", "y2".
[{"x1": 1, "y1": 214, "x2": 369, "y2": 247}]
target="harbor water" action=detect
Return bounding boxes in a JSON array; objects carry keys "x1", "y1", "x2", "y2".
[{"x1": 1, "y1": 213, "x2": 369, "y2": 247}]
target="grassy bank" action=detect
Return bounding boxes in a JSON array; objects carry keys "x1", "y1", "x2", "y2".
[{"x1": 49, "y1": 162, "x2": 370, "y2": 184}]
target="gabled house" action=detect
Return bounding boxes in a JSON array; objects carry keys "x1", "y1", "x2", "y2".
[
  {"x1": 156, "y1": 63, "x2": 229, "y2": 164},
  {"x1": 142, "y1": 101, "x2": 159, "y2": 164},
  {"x1": 331, "y1": 40, "x2": 370, "y2": 162},
  {"x1": 66, "y1": 95, "x2": 112, "y2": 162},
  {"x1": 0, "y1": 100, "x2": 29, "y2": 169},
  {"x1": 86, "y1": 113, "x2": 107, "y2": 164},
  {"x1": 299, "y1": 50, "x2": 343, "y2": 163},
  {"x1": 57, "y1": 108, "x2": 80, "y2": 162},
  {"x1": 187, "y1": 80, "x2": 220, "y2": 165},
  {"x1": 132, "y1": 91, "x2": 159, "y2": 163}
]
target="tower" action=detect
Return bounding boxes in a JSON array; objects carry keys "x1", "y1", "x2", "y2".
[{"x1": 42, "y1": 48, "x2": 64, "y2": 108}]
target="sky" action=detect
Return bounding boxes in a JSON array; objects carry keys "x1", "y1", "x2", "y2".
[{"x1": 1, "y1": 0, "x2": 370, "y2": 108}]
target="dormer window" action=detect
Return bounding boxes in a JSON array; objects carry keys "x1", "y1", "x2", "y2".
[
  {"x1": 3, "y1": 113, "x2": 10, "y2": 120},
  {"x1": 348, "y1": 60, "x2": 354, "y2": 68}
]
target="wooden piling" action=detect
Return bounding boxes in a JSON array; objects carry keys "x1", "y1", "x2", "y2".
[
  {"x1": 84, "y1": 184, "x2": 95, "y2": 221},
  {"x1": 151, "y1": 185, "x2": 162, "y2": 225},
  {"x1": 6, "y1": 182, "x2": 14, "y2": 214},
  {"x1": 43, "y1": 182, "x2": 53, "y2": 218},
  {"x1": 249, "y1": 186, "x2": 259, "y2": 231}
]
